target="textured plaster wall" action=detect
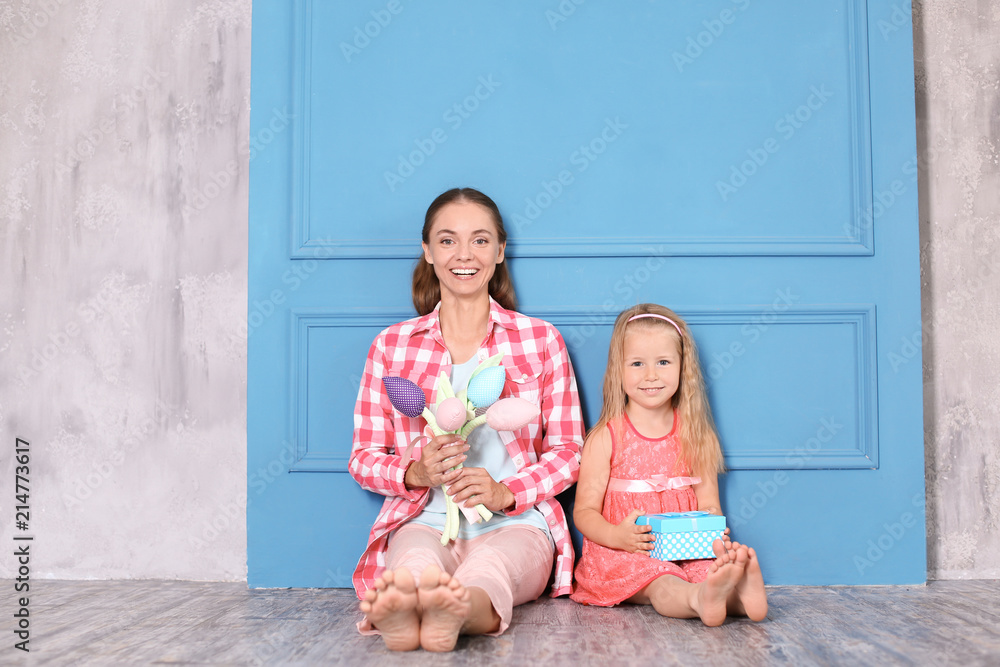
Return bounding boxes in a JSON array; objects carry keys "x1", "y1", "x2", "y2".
[
  {"x1": 0, "y1": 0, "x2": 251, "y2": 580},
  {"x1": 914, "y1": 0, "x2": 1000, "y2": 579},
  {"x1": 0, "y1": 1, "x2": 996, "y2": 581}
]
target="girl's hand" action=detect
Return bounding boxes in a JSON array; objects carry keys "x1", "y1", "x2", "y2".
[
  {"x1": 447, "y1": 467, "x2": 515, "y2": 513},
  {"x1": 404, "y1": 433, "x2": 469, "y2": 490},
  {"x1": 613, "y1": 509, "x2": 655, "y2": 555}
]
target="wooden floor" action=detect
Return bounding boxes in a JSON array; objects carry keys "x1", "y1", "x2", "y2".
[{"x1": 3, "y1": 579, "x2": 998, "y2": 665}]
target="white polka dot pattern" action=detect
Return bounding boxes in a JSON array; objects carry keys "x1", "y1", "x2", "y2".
[{"x1": 649, "y1": 530, "x2": 725, "y2": 561}]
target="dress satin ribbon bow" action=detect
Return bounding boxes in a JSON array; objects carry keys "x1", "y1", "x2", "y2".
[{"x1": 606, "y1": 474, "x2": 701, "y2": 493}]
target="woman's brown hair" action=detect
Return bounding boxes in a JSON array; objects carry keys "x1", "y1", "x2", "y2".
[{"x1": 412, "y1": 188, "x2": 517, "y2": 316}]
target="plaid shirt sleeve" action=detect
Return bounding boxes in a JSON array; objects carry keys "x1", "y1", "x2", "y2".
[
  {"x1": 502, "y1": 324, "x2": 583, "y2": 515},
  {"x1": 348, "y1": 332, "x2": 425, "y2": 503}
]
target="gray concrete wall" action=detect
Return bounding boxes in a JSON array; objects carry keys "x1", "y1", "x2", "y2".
[
  {"x1": 0, "y1": 0, "x2": 251, "y2": 580},
  {"x1": 914, "y1": 0, "x2": 1000, "y2": 579},
  {"x1": 0, "y1": 0, "x2": 996, "y2": 581}
]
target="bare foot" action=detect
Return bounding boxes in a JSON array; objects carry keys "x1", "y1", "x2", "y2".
[
  {"x1": 359, "y1": 569, "x2": 420, "y2": 651},
  {"x1": 712, "y1": 536, "x2": 731, "y2": 558},
  {"x1": 696, "y1": 545, "x2": 747, "y2": 627},
  {"x1": 736, "y1": 546, "x2": 769, "y2": 621},
  {"x1": 418, "y1": 564, "x2": 471, "y2": 652}
]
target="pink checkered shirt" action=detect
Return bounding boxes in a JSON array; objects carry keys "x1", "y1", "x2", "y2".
[{"x1": 349, "y1": 298, "x2": 583, "y2": 599}]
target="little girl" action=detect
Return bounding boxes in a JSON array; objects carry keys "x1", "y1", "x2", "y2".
[{"x1": 571, "y1": 304, "x2": 768, "y2": 626}]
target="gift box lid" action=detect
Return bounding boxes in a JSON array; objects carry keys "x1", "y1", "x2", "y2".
[{"x1": 635, "y1": 511, "x2": 727, "y2": 533}]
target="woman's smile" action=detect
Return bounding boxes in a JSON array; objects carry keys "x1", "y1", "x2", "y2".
[{"x1": 422, "y1": 200, "x2": 506, "y2": 301}]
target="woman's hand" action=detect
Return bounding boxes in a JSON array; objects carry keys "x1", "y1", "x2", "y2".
[
  {"x1": 447, "y1": 467, "x2": 515, "y2": 513},
  {"x1": 404, "y1": 433, "x2": 469, "y2": 490},
  {"x1": 612, "y1": 509, "x2": 655, "y2": 555}
]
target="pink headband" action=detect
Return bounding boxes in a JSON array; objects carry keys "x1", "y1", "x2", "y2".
[{"x1": 627, "y1": 313, "x2": 684, "y2": 338}]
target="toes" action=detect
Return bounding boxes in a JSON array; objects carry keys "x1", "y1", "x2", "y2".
[
  {"x1": 419, "y1": 565, "x2": 466, "y2": 595},
  {"x1": 373, "y1": 571, "x2": 393, "y2": 592},
  {"x1": 420, "y1": 564, "x2": 444, "y2": 590},
  {"x1": 712, "y1": 539, "x2": 726, "y2": 558},
  {"x1": 393, "y1": 567, "x2": 416, "y2": 593}
]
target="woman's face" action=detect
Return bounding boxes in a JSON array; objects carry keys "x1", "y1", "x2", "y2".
[{"x1": 422, "y1": 200, "x2": 506, "y2": 303}]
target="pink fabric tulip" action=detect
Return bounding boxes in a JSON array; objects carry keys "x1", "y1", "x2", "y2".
[
  {"x1": 486, "y1": 397, "x2": 540, "y2": 431},
  {"x1": 435, "y1": 397, "x2": 467, "y2": 432}
]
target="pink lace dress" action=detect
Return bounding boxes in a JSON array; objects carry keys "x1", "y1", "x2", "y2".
[{"x1": 571, "y1": 413, "x2": 713, "y2": 606}]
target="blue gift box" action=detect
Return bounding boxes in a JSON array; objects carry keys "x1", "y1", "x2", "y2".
[{"x1": 635, "y1": 511, "x2": 727, "y2": 560}]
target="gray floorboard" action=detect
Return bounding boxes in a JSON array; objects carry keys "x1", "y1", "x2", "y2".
[{"x1": 2, "y1": 580, "x2": 998, "y2": 665}]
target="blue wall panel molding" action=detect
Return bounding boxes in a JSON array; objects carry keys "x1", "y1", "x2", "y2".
[
  {"x1": 288, "y1": 310, "x2": 413, "y2": 472},
  {"x1": 844, "y1": 0, "x2": 874, "y2": 255},
  {"x1": 289, "y1": 0, "x2": 313, "y2": 262},
  {"x1": 542, "y1": 305, "x2": 878, "y2": 470},
  {"x1": 251, "y1": 0, "x2": 924, "y2": 586},
  {"x1": 287, "y1": 305, "x2": 877, "y2": 473},
  {"x1": 288, "y1": 0, "x2": 874, "y2": 260},
  {"x1": 693, "y1": 305, "x2": 877, "y2": 470}
]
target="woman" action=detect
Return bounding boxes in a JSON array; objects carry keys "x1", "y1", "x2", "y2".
[{"x1": 349, "y1": 188, "x2": 584, "y2": 651}]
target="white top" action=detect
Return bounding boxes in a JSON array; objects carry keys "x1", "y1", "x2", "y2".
[{"x1": 408, "y1": 356, "x2": 552, "y2": 542}]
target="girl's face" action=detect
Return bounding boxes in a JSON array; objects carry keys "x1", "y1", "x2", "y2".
[
  {"x1": 621, "y1": 326, "x2": 682, "y2": 414},
  {"x1": 422, "y1": 201, "x2": 505, "y2": 302}
]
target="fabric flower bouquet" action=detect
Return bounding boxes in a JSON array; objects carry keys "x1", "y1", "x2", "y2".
[{"x1": 382, "y1": 353, "x2": 540, "y2": 544}]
